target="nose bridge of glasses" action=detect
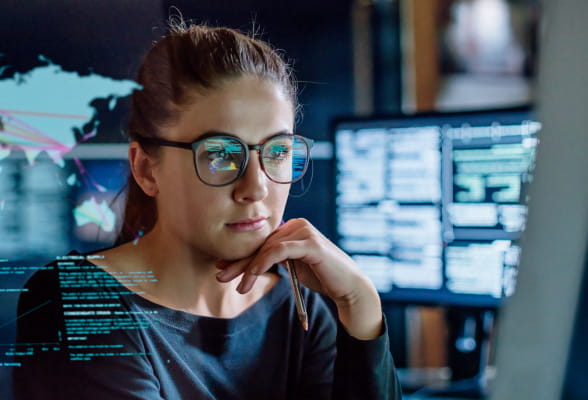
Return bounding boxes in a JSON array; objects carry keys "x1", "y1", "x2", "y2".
[
  {"x1": 246, "y1": 144, "x2": 266, "y2": 172},
  {"x1": 248, "y1": 144, "x2": 263, "y2": 153},
  {"x1": 243, "y1": 144, "x2": 267, "y2": 176}
]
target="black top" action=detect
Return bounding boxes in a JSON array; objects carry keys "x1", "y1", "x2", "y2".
[{"x1": 13, "y1": 254, "x2": 402, "y2": 399}]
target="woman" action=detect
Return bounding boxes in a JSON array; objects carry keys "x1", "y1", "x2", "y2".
[{"x1": 13, "y1": 22, "x2": 401, "y2": 399}]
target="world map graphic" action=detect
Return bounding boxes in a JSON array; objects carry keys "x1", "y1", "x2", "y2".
[{"x1": 0, "y1": 55, "x2": 140, "y2": 232}]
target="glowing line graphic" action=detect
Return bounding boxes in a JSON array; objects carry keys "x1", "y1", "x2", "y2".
[
  {"x1": 0, "y1": 109, "x2": 90, "y2": 120},
  {"x1": 73, "y1": 158, "x2": 107, "y2": 192},
  {"x1": 1, "y1": 109, "x2": 69, "y2": 139},
  {"x1": 0, "y1": 299, "x2": 52, "y2": 329}
]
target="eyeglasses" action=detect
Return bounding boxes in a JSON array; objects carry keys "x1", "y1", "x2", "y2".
[{"x1": 136, "y1": 133, "x2": 314, "y2": 187}]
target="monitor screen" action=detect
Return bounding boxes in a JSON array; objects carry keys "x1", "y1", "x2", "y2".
[
  {"x1": 0, "y1": 150, "x2": 129, "y2": 263},
  {"x1": 333, "y1": 108, "x2": 540, "y2": 307}
]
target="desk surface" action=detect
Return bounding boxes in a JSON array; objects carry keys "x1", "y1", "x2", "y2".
[
  {"x1": 398, "y1": 367, "x2": 487, "y2": 400},
  {"x1": 406, "y1": 397, "x2": 477, "y2": 400}
]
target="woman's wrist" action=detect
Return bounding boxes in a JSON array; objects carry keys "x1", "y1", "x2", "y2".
[{"x1": 334, "y1": 275, "x2": 384, "y2": 340}]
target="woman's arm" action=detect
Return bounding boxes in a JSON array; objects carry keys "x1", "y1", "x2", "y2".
[{"x1": 333, "y1": 315, "x2": 403, "y2": 399}]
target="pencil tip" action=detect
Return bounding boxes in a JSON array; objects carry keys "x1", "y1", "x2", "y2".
[{"x1": 303, "y1": 321, "x2": 308, "y2": 331}]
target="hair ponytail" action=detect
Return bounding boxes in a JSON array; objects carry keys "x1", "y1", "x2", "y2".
[{"x1": 114, "y1": 173, "x2": 157, "y2": 246}]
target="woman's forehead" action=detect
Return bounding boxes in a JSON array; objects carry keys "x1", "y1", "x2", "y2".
[
  {"x1": 168, "y1": 77, "x2": 294, "y2": 143},
  {"x1": 189, "y1": 129, "x2": 293, "y2": 143}
]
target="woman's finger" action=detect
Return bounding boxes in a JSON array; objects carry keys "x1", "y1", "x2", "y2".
[
  {"x1": 215, "y1": 222, "x2": 304, "y2": 290},
  {"x1": 235, "y1": 240, "x2": 303, "y2": 294},
  {"x1": 215, "y1": 256, "x2": 252, "y2": 282}
]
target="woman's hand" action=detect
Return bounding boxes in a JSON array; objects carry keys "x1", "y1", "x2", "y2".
[{"x1": 215, "y1": 218, "x2": 383, "y2": 340}]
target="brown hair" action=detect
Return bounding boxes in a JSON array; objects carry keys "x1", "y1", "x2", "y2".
[{"x1": 114, "y1": 22, "x2": 298, "y2": 245}]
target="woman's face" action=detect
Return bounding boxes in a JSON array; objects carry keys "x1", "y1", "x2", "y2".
[{"x1": 150, "y1": 76, "x2": 295, "y2": 262}]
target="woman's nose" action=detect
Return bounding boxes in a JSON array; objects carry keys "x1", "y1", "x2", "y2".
[{"x1": 232, "y1": 151, "x2": 269, "y2": 203}]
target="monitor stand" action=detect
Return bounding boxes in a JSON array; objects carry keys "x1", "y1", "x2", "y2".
[
  {"x1": 396, "y1": 306, "x2": 496, "y2": 398},
  {"x1": 440, "y1": 307, "x2": 496, "y2": 398}
]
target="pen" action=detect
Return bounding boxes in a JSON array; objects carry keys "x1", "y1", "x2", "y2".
[{"x1": 286, "y1": 259, "x2": 308, "y2": 331}]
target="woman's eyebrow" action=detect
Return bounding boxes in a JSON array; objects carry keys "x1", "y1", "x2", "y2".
[
  {"x1": 273, "y1": 130, "x2": 293, "y2": 136},
  {"x1": 191, "y1": 129, "x2": 294, "y2": 142},
  {"x1": 191, "y1": 130, "x2": 235, "y2": 141}
]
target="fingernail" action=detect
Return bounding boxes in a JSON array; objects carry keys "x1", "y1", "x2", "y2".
[
  {"x1": 236, "y1": 279, "x2": 245, "y2": 293},
  {"x1": 216, "y1": 270, "x2": 227, "y2": 281},
  {"x1": 237, "y1": 274, "x2": 253, "y2": 294}
]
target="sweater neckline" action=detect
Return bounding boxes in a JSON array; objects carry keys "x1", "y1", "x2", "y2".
[
  {"x1": 70, "y1": 250, "x2": 291, "y2": 335},
  {"x1": 126, "y1": 267, "x2": 290, "y2": 334}
]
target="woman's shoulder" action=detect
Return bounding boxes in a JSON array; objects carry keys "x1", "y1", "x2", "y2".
[
  {"x1": 15, "y1": 255, "x2": 77, "y2": 343},
  {"x1": 19, "y1": 254, "x2": 79, "y2": 304},
  {"x1": 18, "y1": 251, "x2": 125, "y2": 313}
]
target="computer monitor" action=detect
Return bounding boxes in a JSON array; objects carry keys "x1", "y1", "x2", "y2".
[
  {"x1": 332, "y1": 108, "x2": 540, "y2": 307},
  {"x1": 0, "y1": 147, "x2": 129, "y2": 262}
]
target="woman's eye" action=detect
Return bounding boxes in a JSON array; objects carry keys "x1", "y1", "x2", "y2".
[
  {"x1": 266, "y1": 145, "x2": 290, "y2": 161},
  {"x1": 206, "y1": 151, "x2": 239, "y2": 171},
  {"x1": 202, "y1": 141, "x2": 241, "y2": 160},
  {"x1": 206, "y1": 143, "x2": 241, "y2": 161},
  {"x1": 207, "y1": 151, "x2": 228, "y2": 161}
]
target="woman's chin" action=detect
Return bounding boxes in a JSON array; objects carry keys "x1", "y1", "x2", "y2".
[{"x1": 219, "y1": 237, "x2": 268, "y2": 261}]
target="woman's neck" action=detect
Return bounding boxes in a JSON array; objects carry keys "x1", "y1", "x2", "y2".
[{"x1": 95, "y1": 228, "x2": 278, "y2": 318}]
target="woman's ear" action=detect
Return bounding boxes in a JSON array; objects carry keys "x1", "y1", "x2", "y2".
[{"x1": 129, "y1": 141, "x2": 159, "y2": 197}]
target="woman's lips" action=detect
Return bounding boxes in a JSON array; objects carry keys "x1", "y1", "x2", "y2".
[{"x1": 226, "y1": 218, "x2": 268, "y2": 232}]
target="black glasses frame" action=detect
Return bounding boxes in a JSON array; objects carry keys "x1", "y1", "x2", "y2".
[{"x1": 136, "y1": 133, "x2": 314, "y2": 187}]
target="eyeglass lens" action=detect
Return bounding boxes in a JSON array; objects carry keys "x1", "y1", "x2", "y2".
[{"x1": 194, "y1": 135, "x2": 310, "y2": 186}]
